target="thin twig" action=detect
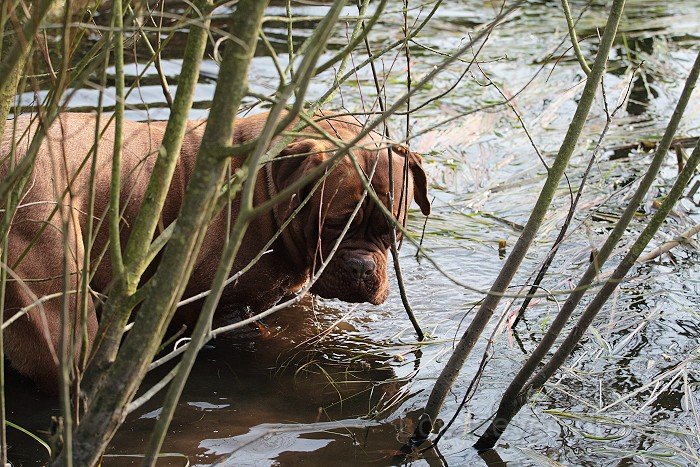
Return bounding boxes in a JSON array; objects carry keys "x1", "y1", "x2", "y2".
[
  {"x1": 561, "y1": 0, "x2": 591, "y2": 75},
  {"x1": 358, "y1": 0, "x2": 424, "y2": 341}
]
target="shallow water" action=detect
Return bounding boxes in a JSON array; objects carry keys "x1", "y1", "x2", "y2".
[{"x1": 6, "y1": 0, "x2": 700, "y2": 465}]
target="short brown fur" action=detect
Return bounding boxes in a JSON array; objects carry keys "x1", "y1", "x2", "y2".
[{"x1": 1, "y1": 112, "x2": 430, "y2": 393}]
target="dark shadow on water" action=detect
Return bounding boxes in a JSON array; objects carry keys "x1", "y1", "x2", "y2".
[{"x1": 3, "y1": 366, "x2": 56, "y2": 466}]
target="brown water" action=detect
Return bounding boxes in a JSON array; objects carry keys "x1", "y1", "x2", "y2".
[{"x1": 6, "y1": 1, "x2": 700, "y2": 465}]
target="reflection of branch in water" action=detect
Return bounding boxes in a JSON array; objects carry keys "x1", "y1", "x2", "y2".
[
  {"x1": 478, "y1": 447, "x2": 507, "y2": 466},
  {"x1": 412, "y1": 347, "x2": 423, "y2": 373}
]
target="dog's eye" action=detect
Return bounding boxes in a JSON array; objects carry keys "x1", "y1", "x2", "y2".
[
  {"x1": 380, "y1": 215, "x2": 397, "y2": 233},
  {"x1": 322, "y1": 220, "x2": 343, "y2": 231},
  {"x1": 322, "y1": 217, "x2": 352, "y2": 234},
  {"x1": 375, "y1": 216, "x2": 398, "y2": 243}
]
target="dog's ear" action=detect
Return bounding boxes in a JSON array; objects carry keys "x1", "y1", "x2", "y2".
[
  {"x1": 281, "y1": 139, "x2": 325, "y2": 158},
  {"x1": 392, "y1": 145, "x2": 431, "y2": 216},
  {"x1": 270, "y1": 139, "x2": 329, "y2": 226},
  {"x1": 273, "y1": 139, "x2": 327, "y2": 191}
]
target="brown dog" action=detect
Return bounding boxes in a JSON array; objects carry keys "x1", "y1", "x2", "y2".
[{"x1": 1, "y1": 112, "x2": 430, "y2": 392}]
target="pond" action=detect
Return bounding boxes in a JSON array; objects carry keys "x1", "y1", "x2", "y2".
[{"x1": 5, "y1": 0, "x2": 700, "y2": 465}]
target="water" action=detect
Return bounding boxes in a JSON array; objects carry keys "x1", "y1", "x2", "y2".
[{"x1": 6, "y1": 0, "x2": 700, "y2": 465}]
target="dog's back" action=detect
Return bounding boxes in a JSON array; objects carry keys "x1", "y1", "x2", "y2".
[{"x1": 0, "y1": 113, "x2": 205, "y2": 392}]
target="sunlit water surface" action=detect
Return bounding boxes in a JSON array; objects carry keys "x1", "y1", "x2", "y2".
[{"x1": 6, "y1": 1, "x2": 700, "y2": 465}]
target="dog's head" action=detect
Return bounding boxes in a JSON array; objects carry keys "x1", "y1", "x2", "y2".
[{"x1": 269, "y1": 117, "x2": 430, "y2": 304}]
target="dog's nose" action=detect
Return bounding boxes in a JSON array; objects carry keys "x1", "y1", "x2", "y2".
[{"x1": 344, "y1": 256, "x2": 376, "y2": 280}]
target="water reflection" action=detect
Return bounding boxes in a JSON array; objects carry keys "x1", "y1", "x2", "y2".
[
  {"x1": 103, "y1": 299, "x2": 416, "y2": 465},
  {"x1": 625, "y1": 36, "x2": 658, "y2": 116},
  {"x1": 5, "y1": 0, "x2": 700, "y2": 465}
]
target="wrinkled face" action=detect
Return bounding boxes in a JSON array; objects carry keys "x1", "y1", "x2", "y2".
[
  {"x1": 271, "y1": 117, "x2": 430, "y2": 305},
  {"x1": 308, "y1": 147, "x2": 413, "y2": 304}
]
